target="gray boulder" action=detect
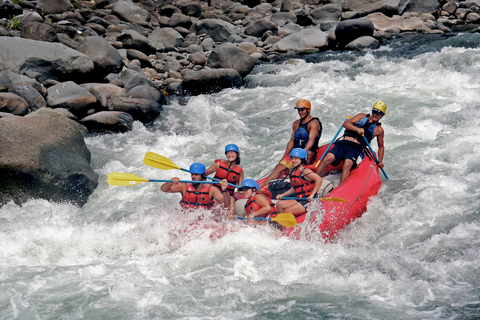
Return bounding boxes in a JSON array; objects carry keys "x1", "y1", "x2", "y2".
[
  {"x1": 207, "y1": 43, "x2": 255, "y2": 78},
  {"x1": 398, "y1": 0, "x2": 440, "y2": 15},
  {"x1": 0, "y1": 70, "x2": 43, "y2": 93},
  {"x1": 149, "y1": 27, "x2": 184, "y2": 52},
  {"x1": 311, "y1": 4, "x2": 342, "y2": 23},
  {"x1": 244, "y1": 19, "x2": 279, "y2": 37},
  {"x1": 272, "y1": 28, "x2": 329, "y2": 52},
  {"x1": 80, "y1": 83, "x2": 126, "y2": 109},
  {"x1": 117, "y1": 30, "x2": 157, "y2": 55},
  {"x1": 9, "y1": 85, "x2": 47, "y2": 112},
  {"x1": 21, "y1": 22, "x2": 58, "y2": 42},
  {"x1": 110, "y1": 97, "x2": 162, "y2": 123},
  {"x1": 46, "y1": 81, "x2": 97, "y2": 117},
  {"x1": 342, "y1": 0, "x2": 399, "y2": 18},
  {"x1": 366, "y1": 12, "x2": 425, "y2": 32},
  {"x1": 118, "y1": 68, "x2": 157, "y2": 91},
  {"x1": 191, "y1": 19, "x2": 238, "y2": 42},
  {"x1": 126, "y1": 85, "x2": 165, "y2": 104},
  {"x1": 77, "y1": 36, "x2": 124, "y2": 78},
  {"x1": 271, "y1": 12, "x2": 297, "y2": 27},
  {"x1": 345, "y1": 36, "x2": 381, "y2": 50},
  {"x1": 182, "y1": 68, "x2": 243, "y2": 95},
  {"x1": 79, "y1": 111, "x2": 134, "y2": 133},
  {"x1": 0, "y1": 37, "x2": 94, "y2": 83},
  {"x1": 335, "y1": 18, "x2": 375, "y2": 47},
  {"x1": 0, "y1": 108, "x2": 98, "y2": 207},
  {"x1": 36, "y1": 0, "x2": 73, "y2": 15},
  {"x1": 0, "y1": 93, "x2": 29, "y2": 115},
  {"x1": 112, "y1": 0, "x2": 151, "y2": 25}
]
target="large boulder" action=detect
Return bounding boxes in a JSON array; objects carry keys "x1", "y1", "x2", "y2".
[
  {"x1": 76, "y1": 36, "x2": 124, "y2": 78},
  {"x1": 335, "y1": 18, "x2": 375, "y2": 47},
  {"x1": 398, "y1": 0, "x2": 441, "y2": 15},
  {"x1": 9, "y1": 85, "x2": 47, "y2": 112},
  {"x1": 46, "y1": 81, "x2": 97, "y2": 117},
  {"x1": 112, "y1": 0, "x2": 151, "y2": 25},
  {"x1": 148, "y1": 27, "x2": 184, "y2": 52},
  {"x1": 190, "y1": 19, "x2": 238, "y2": 42},
  {"x1": 182, "y1": 68, "x2": 243, "y2": 95},
  {"x1": 342, "y1": 0, "x2": 399, "y2": 18},
  {"x1": 36, "y1": 0, "x2": 73, "y2": 15},
  {"x1": 207, "y1": 43, "x2": 255, "y2": 78},
  {"x1": 0, "y1": 108, "x2": 98, "y2": 207},
  {"x1": 79, "y1": 111, "x2": 134, "y2": 133},
  {"x1": 0, "y1": 93, "x2": 29, "y2": 116},
  {"x1": 272, "y1": 28, "x2": 329, "y2": 52},
  {"x1": 0, "y1": 37, "x2": 94, "y2": 83},
  {"x1": 110, "y1": 97, "x2": 162, "y2": 123},
  {"x1": 366, "y1": 12, "x2": 425, "y2": 32}
]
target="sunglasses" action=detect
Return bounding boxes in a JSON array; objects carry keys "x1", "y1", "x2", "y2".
[
  {"x1": 372, "y1": 109, "x2": 384, "y2": 116},
  {"x1": 296, "y1": 108, "x2": 306, "y2": 112}
]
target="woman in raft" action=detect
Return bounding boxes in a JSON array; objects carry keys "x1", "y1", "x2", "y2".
[{"x1": 275, "y1": 148, "x2": 323, "y2": 215}]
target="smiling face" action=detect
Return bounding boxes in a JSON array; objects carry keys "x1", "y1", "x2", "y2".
[
  {"x1": 296, "y1": 107, "x2": 308, "y2": 119},
  {"x1": 240, "y1": 187, "x2": 253, "y2": 197},
  {"x1": 291, "y1": 156, "x2": 302, "y2": 167},
  {"x1": 370, "y1": 109, "x2": 384, "y2": 123},
  {"x1": 226, "y1": 150, "x2": 237, "y2": 162}
]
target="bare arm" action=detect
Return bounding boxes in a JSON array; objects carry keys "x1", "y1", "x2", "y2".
[
  {"x1": 343, "y1": 113, "x2": 367, "y2": 135},
  {"x1": 249, "y1": 194, "x2": 272, "y2": 218},
  {"x1": 161, "y1": 177, "x2": 186, "y2": 194},
  {"x1": 375, "y1": 126, "x2": 385, "y2": 168},
  {"x1": 281, "y1": 120, "x2": 300, "y2": 159},
  {"x1": 302, "y1": 168, "x2": 323, "y2": 201},
  {"x1": 206, "y1": 161, "x2": 220, "y2": 176}
]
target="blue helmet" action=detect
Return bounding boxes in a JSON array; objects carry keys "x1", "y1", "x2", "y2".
[
  {"x1": 294, "y1": 128, "x2": 309, "y2": 140},
  {"x1": 240, "y1": 179, "x2": 259, "y2": 191},
  {"x1": 189, "y1": 162, "x2": 206, "y2": 175},
  {"x1": 290, "y1": 148, "x2": 308, "y2": 161},
  {"x1": 225, "y1": 144, "x2": 239, "y2": 154}
]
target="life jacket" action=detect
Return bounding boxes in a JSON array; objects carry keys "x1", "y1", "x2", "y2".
[
  {"x1": 344, "y1": 115, "x2": 380, "y2": 145},
  {"x1": 289, "y1": 166, "x2": 315, "y2": 198},
  {"x1": 180, "y1": 184, "x2": 213, "y2": 210},
  {"x1": 293, "y1": 117, "x2": 322, "y2": 152},
  {"x1": 213, "y1": 160, "x2": 242, "y2": 195},
  {"x1": 244, "y1": 193, "x2": 277, "y2": 218}
]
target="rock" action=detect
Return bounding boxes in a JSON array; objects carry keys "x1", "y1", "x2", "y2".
[
  {"x1": 126, "y1": 49, "x2": 152, "y2": 68},
  {"x1": 207, "y1": 43, "x2": 255, "y2": 78},
  {"x1": 345, "y1": 35, "x2": 380, "y2": 50},
  {"x1": 126, "y1": 84, "x2": 165, "y2": 104},
  {"x1": 182, "y1": 68, "x2": 243, "y2": 95},
  {"x1": 110, "y1": 96, "x2": 162, "y2": 123},
  {"x1": 188, "y1": 52, "x2": 207, "y2": 65},
  {"x1": 0, "y1": 70, "x2": 43, "y2": 93},
  {"x1": 79, "y1": 110, "x2": 134, "y2": 133},
  {"x1": 271, "y1": 12, "x2": 297, "y2": 27},
  {"x1": 366, "y1": 12, "x2": 425, "y2": 32},
  {"x1": 0, "y1": 37, "x2": 94, "y2": 83},
  {"x1": 80, "y1": 83, "x2": 126, "y2": 109},
  {"x1": 244, "y1": 19, "x2": 279, "y2": 37},
  {"x1": 311, "y1": 4, "x2": 342, "y2": 23},
  {"x1": 191, "y1": 18, "x2": 238, "y2": 42},
  {"x1": 0, "y1": 108, "x2": 98, "y2": 207},
  {"x1": 0, "y1": 1, "x2": 23, "y2": 19},
  {"x1": 46, "y1": 81, "x2": 97, "y2": 117},
  {"x1": 272, "y1": 27, "x2": 329, "y2": 52},
  {"x1": 112, "y1": 0, "x2": 151, "y2": 25},
  {"x1": 77, "y1": 36, "x2": 124, "y2": 78},
  {"x1": 335, "y1": 18, "x2": 374, "y2": 47},
  {"x1": 398, "y1": 0, "x2": 442, "y2": 15},
  {"x1": 36, "y1": 0, "x2": 73, "y2": 15},
  {"x1": 118, "y1": 68, "x2": 157, "y2": 91},
  {"x1": 342, "y1": 0, "x2": 399, "y2": 18},
  {"x1": 149, "y1": 27, "x2": 184, "y2": 51},
  {"x1": 117, "y1": 30, "x2": 157, "y2": 54},
  {"x1": 21, "y1": 22, "x2": 58, "y2": 42},
  {"x1": 0, "y1": 93, "x2": 29, "y2": 115},
  {"x1": 8, "y1": 85, "x2": 47, "y2": 112}
]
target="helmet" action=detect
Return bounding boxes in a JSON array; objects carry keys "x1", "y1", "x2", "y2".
[
  {"x1": 240, "y1": 179, "x2": 259, "y2": 191},
  {"x1": 225, "y1": 144, "x2": 239, "y2": 154},
  {"x1": 294, "y1": 99, "x2": 311, "y2": 111},
  {"x1": 372, "y1": 101, "x2": 387, "y2": 114},
  {"x1": 189, "y1": 162, "x2": 206, "y2": 175},
  {"x1": 294, "y1": 128, "x2": 309, "y2": 140},
  {"x1": 290, "y1": 148, "x2": 308, "y2": 161}
]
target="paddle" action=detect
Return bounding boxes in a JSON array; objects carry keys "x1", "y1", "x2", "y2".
[
  {"x1": 362, "y1": 135, "x2": 389, "y2": 180},
  {"x1": 143, "y1": 152, "x2": 240, "y2": 188},
  {"x1": 234, "y1": 213, "x2": 297, "y2": 228},
  {"x1": 108, "y1": 172, "x2": 219, "y2": 186},
  {"x1": 315, "y1": 116, "x2": 351, "y2": 168},
  {"x1": 280, "y1": 196, "x2": 347, "y2": 202}
]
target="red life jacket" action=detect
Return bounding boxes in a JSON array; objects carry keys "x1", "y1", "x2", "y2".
[
  {"x1": 180, "y1": 184, "x2": 213, "y2": 210},
  {"x1": 289, "y1": 166, "x2": 315, "y2": 198},
  {"x1": 213, "y1": 160, "x2": 242, "y2": 195},
  {"x1": 244, "y1": 193, "x2": 277, "y2": 218}
]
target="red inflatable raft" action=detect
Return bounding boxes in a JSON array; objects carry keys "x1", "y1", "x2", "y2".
[{"x1": 237, "y1": 143, "x2": 383, "y2": 240}]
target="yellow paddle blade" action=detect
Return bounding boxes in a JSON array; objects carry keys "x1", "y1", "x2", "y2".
[
  {"x1": 108, "y1": 172, "x2": 148, "y2": 186},
  {"x1": 271, "y1": 213, "x2": 297, "y2": 228},
  {"x1": 319, "y1": 197, "x2": 348, "y2": 203},
  {"x1": 143, "y1": 152, "x2": 181, "y2": 171}
]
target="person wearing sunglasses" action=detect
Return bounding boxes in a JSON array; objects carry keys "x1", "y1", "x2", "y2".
[
  {"x1": 260, "y1": 99, "x2": 322, "y2": 188},
  {"x1": 316, "y1": 101, "x2": 387, "y2": 185}
]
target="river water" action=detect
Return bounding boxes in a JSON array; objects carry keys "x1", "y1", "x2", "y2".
[{"x1": 1, "y1": 33, "x2": 480, "y2": 319}]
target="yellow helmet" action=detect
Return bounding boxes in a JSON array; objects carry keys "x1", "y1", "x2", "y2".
[
  {"x1": 372, "y1": 101, "x2": 387, "y2": 114},
  {"x1": 294, "y1": 99, "x2": 311, "y2": 111}
]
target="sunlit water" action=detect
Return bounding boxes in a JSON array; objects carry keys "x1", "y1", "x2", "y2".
[{"x1": 1, "y1": 34, "x2": 480, "y2": 319}]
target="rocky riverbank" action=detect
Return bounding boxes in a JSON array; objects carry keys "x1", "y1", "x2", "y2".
[{"x1": 1, "y1": 0, "x2": 480, "y2": 206}]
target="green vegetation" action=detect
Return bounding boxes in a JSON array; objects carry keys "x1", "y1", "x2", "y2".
[
  {"x1": 12, "y1": 0, "x2": 21, "y2": 4},
  {"x1": 7, "y1": 16, "x2": 22, "y2": 30}
]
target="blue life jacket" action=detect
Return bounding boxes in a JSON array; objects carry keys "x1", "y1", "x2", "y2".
[{"x1": 344, "y1": 115, "x2": 380, "y2": 144}]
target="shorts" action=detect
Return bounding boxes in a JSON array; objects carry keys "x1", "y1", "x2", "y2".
[
  {"x1": 280, "y1": 150, "x2": 316, "y2": 170},
  {"x1": 329, "y1": 140, "x2": 364, "y2": 166}
]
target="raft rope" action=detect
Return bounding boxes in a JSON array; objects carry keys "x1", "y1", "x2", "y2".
[{"x1": 321, "y1": 163, "x2": 375, "y2": 234}]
